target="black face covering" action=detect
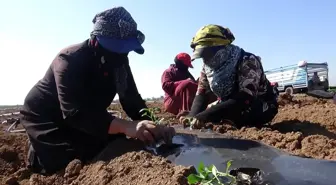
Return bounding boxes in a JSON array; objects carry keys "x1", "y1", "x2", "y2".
[
  {"x1": 200, "y1": 46, "x2": 225, "y2": 65},
  {"x1": 97, "y1": 45, "x2": 130, "y2": 97},
  {"x1": 100, "y1": 47, "x2": 129, "y2": 67},
  {"x1": 175, "y1": 60, "x2": 189, "y2": 71}
]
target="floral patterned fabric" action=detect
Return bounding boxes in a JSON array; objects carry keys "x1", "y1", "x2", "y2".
[{"x1": 196, "y1": 46, "x2": 269, "y2": 100}]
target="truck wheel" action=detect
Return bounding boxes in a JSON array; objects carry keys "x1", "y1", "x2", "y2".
[{"x1": 285, "y1": 87, "x2": 294, "y2": 95}]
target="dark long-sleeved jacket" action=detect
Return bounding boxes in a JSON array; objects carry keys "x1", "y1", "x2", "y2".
[{"x1": 20, "y1": 40, "x2": 148, "y2": 168}]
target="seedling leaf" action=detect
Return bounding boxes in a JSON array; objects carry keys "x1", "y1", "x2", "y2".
[
  {"x1": 139, "y1": 108, "x2": 147, "y2": 113},
  {"x1": 187, "y1": 174, "x2": 201, "y2": 184},
  {"x1": 205, "y1": 164, "x2": 214, "y2": 173},
  {"x1": 211, "y1": 165, "x2": 218, "y2": 178},
  {"x1": 188, "y1": 161, "x2": 237, "y2": 185},
  {"x1": 139, "y1": 108, "x2": 161, "y2": 124},
  {"x1": 198, "y1": 161, "x2": 205, "y2": 173},
  {"x1": 198, "y1": 172, "x2": 205, "y2": 179},
  {"x1": 141, "y1": 112, "x2": 148, "y2": 117},
  {"x1": 226, "y1": 160, "x2": 232, "y2": 174}
]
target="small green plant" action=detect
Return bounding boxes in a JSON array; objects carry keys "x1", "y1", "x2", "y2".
[
  {"x1": 187, "y1": 161, "x2": 236, "y2": 185},
  {"x1": 140, "y1": 108, "x2": 166, "y2": 147},
  {"x1": 140, "y1": 107, "x2": 164, "y2": 124}
]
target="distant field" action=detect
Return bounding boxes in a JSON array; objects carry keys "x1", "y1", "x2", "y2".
[{"x1": 0, "y1": 105, "x2": 21, "y2": 109}]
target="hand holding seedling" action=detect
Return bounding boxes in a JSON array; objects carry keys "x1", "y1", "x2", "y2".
[
  {"x1": 176, "y1": 111, "x2": 204, "y2": 129},
  {"x1": 179, "y1": 116, "x2": 204, "y2": 129},
  {"x1": 138, "y1": 108, "x2": 175, "y2": 144},
  {"x1": 125, "y1": 120, "x2": 175, "y2": 145}
]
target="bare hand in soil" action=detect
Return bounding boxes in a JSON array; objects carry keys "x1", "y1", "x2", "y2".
[
  {"x1": 190, "y1": 119, "x2": 204, "y2": 129},
  {"x1": 179, "y1": 116, "x2": 190, "y2": 127},
  {"x1": 128, "y1": 120, "x2": 176, "y2": 145},
  {"x1": 179, "y1": 116, "x2": 204, "y2": 129},
  {"x1": 176, "y1": 110, "x2": 190, "y2": 119}
]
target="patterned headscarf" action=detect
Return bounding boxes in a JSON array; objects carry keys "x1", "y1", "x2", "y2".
[
  {"x1": 190, "y1": 24, "x2": 235, "y2": 60},
  {"x1": 191, "y1": 25, "x2": 242, "y2": 100},
  {"x1": 202, "y1": 45, "x2": 242, "y2": 100},
  {"x1": 91, "y1": 6, "x2": 145, "y2": 54}
]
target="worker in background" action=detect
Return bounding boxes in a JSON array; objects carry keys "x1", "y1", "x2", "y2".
[
  {"x1": 20, "y1": 7, "x2": 175, "y2": 174},
  {"x1": 161, "y1": 53, "x2": 198, "y2": 115},
  {"x1": 179, "y1": 24, "x2": 278, "y2": 128},
  {"x1": 270, "y1": 82, "x2": 280, "y2": 98},
  {"x1": 312, "y1": 72, "x2": 321, "y2": 84},
  {"x1": 308, "y1": 72, "x2": 322, "y2": 90}
]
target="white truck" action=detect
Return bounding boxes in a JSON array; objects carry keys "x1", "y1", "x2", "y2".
[{"x1": 265, "y1": 61, "x2": 329, "y2": 95}]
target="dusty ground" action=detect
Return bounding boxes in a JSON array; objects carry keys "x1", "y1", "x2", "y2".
[
  {"x1": 164, "y1": 94, "x2": 336, "y2": 160},
  {"x1": 0, "y1": 126, "x2": 194, "y2": 185},
  {"x1": 0, "y1": 94, "x2": 336, "y2": 184}
]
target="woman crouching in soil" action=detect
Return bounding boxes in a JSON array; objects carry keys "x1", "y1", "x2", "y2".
[
  {"x1": 20, "y1": 7, "x2": 175, "y2": 174},
  {"x1": 179, "y1": 25, "x2": 279, "y2": 129}
]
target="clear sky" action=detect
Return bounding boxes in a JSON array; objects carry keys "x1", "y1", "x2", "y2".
[{"x1": 0, "y1": 0, "x2": 335, "y2": 105}]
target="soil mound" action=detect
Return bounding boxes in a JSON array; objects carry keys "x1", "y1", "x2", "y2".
[{"x1": 18, "y1": 151, "x2": 194, "y2": 185}]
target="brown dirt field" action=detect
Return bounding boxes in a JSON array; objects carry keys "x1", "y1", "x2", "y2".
[
  {"x1": 0, "y1": 125, "x2": 194, "y2": 185},
  {"x1": 1, "y1": 94, "x2": 336, "y2": 184},
  {"x1": 14, "y1": 151, "x2": 194, "y2": 185}
]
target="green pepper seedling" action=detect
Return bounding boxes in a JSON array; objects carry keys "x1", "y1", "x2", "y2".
[
  {"x1": 139, "y1": 107, "x2": 166, "y2": 148},
  {"x1": 187, "y1": 161, "x2": 236, "y2": 185},
  {"x1": 139, "y1": 107, "x2": 165, "y2": 125}
]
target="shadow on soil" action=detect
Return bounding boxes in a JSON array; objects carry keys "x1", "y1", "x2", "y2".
[{"x1": 270, "y1": 119, "x2": 336, "y2": 139}]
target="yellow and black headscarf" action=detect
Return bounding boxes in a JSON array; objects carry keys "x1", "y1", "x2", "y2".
[{"x1": 190, "y1": 24, "x2": 235, "y2": 60}]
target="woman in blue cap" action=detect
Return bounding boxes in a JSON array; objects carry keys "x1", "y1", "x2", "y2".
[{"x1": 20, "y1": 7, "x2": 175, "y2": 174}]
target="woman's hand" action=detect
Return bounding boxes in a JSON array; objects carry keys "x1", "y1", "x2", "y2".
[
  {"x1": 178, "y1": 115, "x2": 204, "y2": 129},
  {"x1": 125, "y1": 120, "x2": 176, "y2": 145},
  {"x1": 176, "y1": 111, "x2": 192, "y2": 127},
  {"x1": 176, "y1": 111, "x2": 205, "y2": 129},
  {"x1": 176, "y1": 110, "x2": 190, "y2": 119},
  {"x1": 109, "y1": 118, "x2": 175, "y2": 145}
]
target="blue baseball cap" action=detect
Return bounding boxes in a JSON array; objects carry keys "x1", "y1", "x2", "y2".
[{"x1": 96, "y1": 35, "x2": 144, "y2": 54}]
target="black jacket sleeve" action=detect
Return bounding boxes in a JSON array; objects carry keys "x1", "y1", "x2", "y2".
[
  {"x1": 188, "y1": 93, "x2": 209, "y2": 117},
  {"x1": 53, "y1": 53, "x2": 114, "y2": 139},
  {"x1": 119, "y1": 64, "x2": 150, "y2": 121},
  {"x1": 188, "y1": 66, "x2": 213, "y2": 117},
  {"x1": 194, "y1": 91, "x2": 253, "y2": 123}
]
